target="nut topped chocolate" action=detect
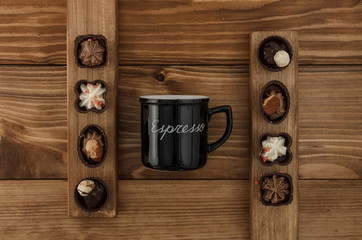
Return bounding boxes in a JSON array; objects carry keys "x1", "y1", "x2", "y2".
[
  {"x1": 260, "y1": 81, "x2": 290, "y2": 124},
  {"x1": 258, "y1": 36, "x2": 292, "y2": 71},
  {"x1": 261, "y1": 175, "x2": 291, "y2": 205},
  {"x1": 75, "y1": 179, "x2": 107, "y2": 211},
  {"x1": 262, "y1": 89, "x2": 286, "y2": 120},
  {"x1": 82, "y1": 129, "x2": 104, "y2": 164},
  {"x1": 78, "y1": 125, "x2": 107, "y2": 167}
]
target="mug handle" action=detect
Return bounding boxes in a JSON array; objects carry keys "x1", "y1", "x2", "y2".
[{"x1": 208, "y1": 105, "x2": 233, "y2": 153}]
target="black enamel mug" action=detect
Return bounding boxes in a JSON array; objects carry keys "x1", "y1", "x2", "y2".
[{"x1": 140, "y1": 95, "x2": 233, "y2": 171}]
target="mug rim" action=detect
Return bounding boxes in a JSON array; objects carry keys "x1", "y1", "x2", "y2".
[{"x1": 140, "y1": 95, "x2": 210, "y2": 104}]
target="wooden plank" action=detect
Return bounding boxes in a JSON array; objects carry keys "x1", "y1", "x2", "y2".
[
  {"x1": 118, "y1": 0, "x2": 362, "y2": 65},
  {"x1": 0, "y1": 180, "x2": 249, "y2": 240},
  {"x1": 1, "y1": 0, "x2": 362, "y2": 65},
  {"x1": 299, "y1": 66, "x2": 362, "y2": 180},
  {"x1": 0, "y1": 66, "x2": 362, "y2": 180},
  {"x1": 0, "y1": 180, "x2": 360, "y2": 239},
  {"x1": 0, "y1": 66, "x2": 67, "y2": 179},
  {"x1": 67, "y1": 0, "x2": 118, "y2": 217},
  {"x1": 0, "y1": 0, "x2": 66, "y2": 65},
  {"x1": 299, "y1": 180, "x2": 362, "y2": 240},
  {"x1": 249, "y1": 31, "x2": 298, "y2": 240}
]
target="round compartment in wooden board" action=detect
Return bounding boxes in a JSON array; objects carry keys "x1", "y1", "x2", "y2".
[
  {"x1": 77, "y1": 124, "x2": 108, "y2": 168},
  {"x1": 257, "y1": 35, "x2": 293, "y2": 72},
  {"x1": 259, "y1": 173, "x2": 293, "y2": 207},
  {"x1": 74, "y1": 178, "x2": 108, "y2": 212},
  {"x1": 74, "y1": 34, "x2": 108, "y2": 68},
  {"x1": 259, "y1": 132, "x2": 292, "y2": 166},
  {"x1": 74, "y1": 79, "x2": 108, "y2": 114},
  {"x1": 260, "y1": 80, "x2": 290, "y2": 124}
]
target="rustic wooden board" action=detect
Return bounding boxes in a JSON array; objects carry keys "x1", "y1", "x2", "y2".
[
  {"x1": 0, "y1": 180, "x2": 360, "y2": 239},
  {"x1": 67, "y1": 0, "x2": 118, "y2": 217},
  {"x1": 249, "y1": 31, "x2": 298, "y2": 240},
  {"x1": 0, "y1": 65, "x2": 362, "y2": 180},
  {"x1": 1, "y1": 0, "x2": 362, "y2": 65}
]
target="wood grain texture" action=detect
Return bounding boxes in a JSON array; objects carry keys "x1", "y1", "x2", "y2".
[
  {"x1": 0, "y1": 66, "x2": 67, "y2": 179},
  {"x1": 0, "y1": 180, "x2": 360, "y2": 239},
  {"x1": 299, "y1": 180, "x2": 362, "y2": 240},
  {"x1": 0, "y1": 65, "x2": 362, "y2": 180},
  {"x1": 299, "y1": 66, "x2": 362, "y2": 180},
  {"x1": 67, "y1": 0, "x2": 118, "y2": 217},
  {"x1": 0, "y1": 0, "x2": 66, "y2": 65},
  {"x1": 1, "y1": 0, "x2": 362, "y2": 65},
  {"x1": 118, "y1": 0, "x2": 362, "y2": 65},
  {"x1": 249, "y1": 31, "x2": 298, "y2": 240}
]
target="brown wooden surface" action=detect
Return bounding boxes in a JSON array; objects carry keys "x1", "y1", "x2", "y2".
[
  {"x1": 67, "y1": 0, "x2": 118, "y2": 217},
  {"x1": 0, "y1": 0, "x2": 362, "y2": 65},
  {"x1": 249, "y1": 31, "x2": 299, "y2": 240},
  {"x1": 0, "y1": 0, "x2": 361, "y2": 238},
  {"x1": 1, "y1": 65, "x2": 361, "y2": 180},
  {"x1": 0, "y1": 180, "x2": 360, "y2": 239}
]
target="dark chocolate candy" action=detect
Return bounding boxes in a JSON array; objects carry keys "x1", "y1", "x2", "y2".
[
  {"x1": 257, "y1": 36, "x2": 293, "y2": 71},
  {"x1": 82, "y1": 180, "x2": 107, "y2": 210}
]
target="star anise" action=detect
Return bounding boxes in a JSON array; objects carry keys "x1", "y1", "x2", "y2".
[
  {"x1": 261, "y1": 175, "x2": 289, "y2": 204},
  {"x1": 78, "y1": 39, "x2": 105, "y2": 66}
]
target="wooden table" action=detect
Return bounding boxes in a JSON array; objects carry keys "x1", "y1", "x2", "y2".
[{"x1": 0, "y1": 0, "x2": 361, "y2": 239}]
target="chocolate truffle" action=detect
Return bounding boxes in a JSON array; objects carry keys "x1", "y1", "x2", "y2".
[
  {"x1": 76, "y1": 179, "x2": 107, "y2": 210},
  {"x1": 261, "y1": 175, "x2": 290, "y2": 204},
  {"x1": 82, "y1": 129, "x2": 104, "y2": 163},
  {"x1": 78, "y1": 38, "x2": 105, "y2": 67},
  {"x1": 258, "y1": 36, "x2": 292, "y2": 71}
]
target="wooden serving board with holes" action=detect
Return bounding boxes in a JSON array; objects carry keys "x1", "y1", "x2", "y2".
[
  {"x1": 249, "y1": 31, "x2": 299, "y2": 240},
  {"x1": 67, "y1": 0, "x2": 118, "y2": 217}
]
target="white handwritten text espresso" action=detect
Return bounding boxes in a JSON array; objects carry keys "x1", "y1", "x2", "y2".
[{"x1": 151, "y1": 120, "x2": 205, "y2": 140}]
